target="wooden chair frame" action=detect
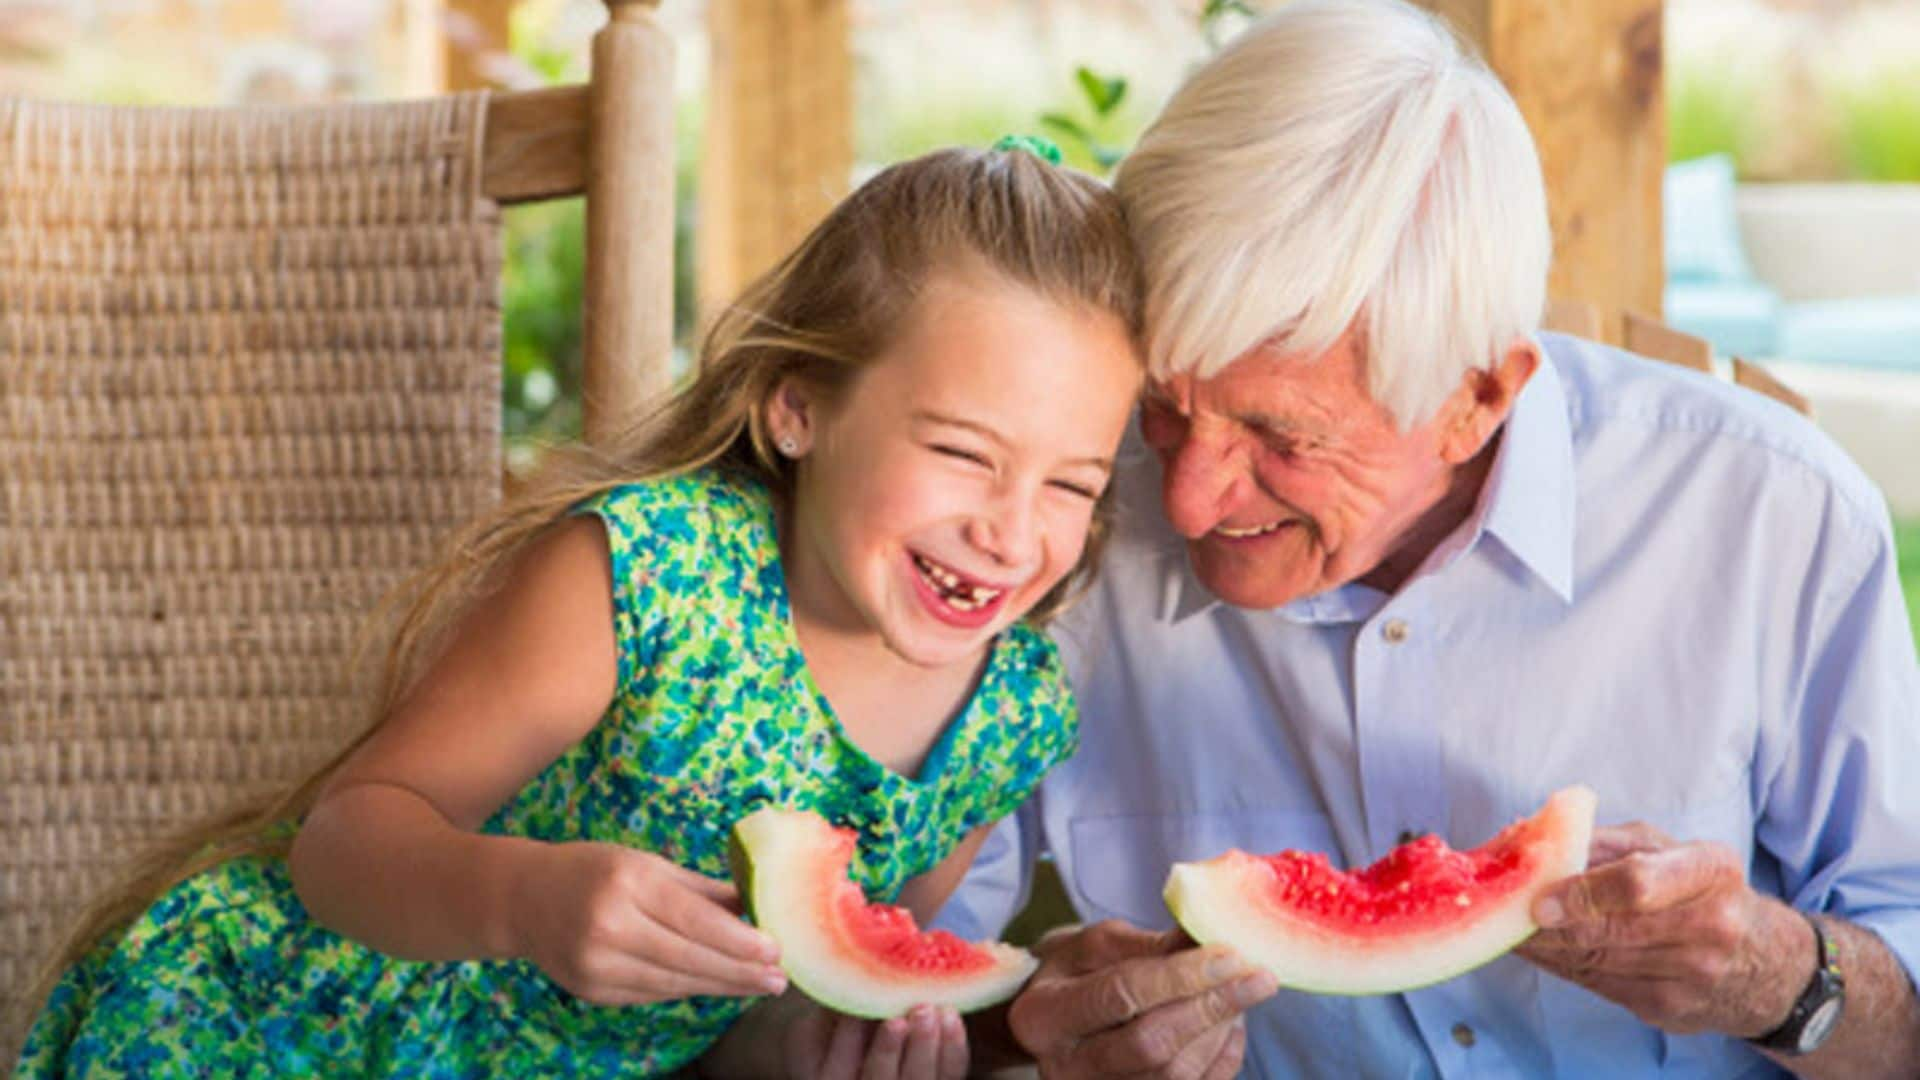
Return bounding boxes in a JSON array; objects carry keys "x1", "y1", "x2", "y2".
[
  {"x1": 0, "y1": 2, "x2": 678, "y2": 1056},
  {"x1": 1543, "y1": 298, "x2": 1811, "y2": 416},
  {"x1": 483, "y1": 0, "x2": 677, "y2": 440}
]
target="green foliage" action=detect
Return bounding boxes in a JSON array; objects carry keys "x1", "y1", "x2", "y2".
[
  {"x1": 510, "y1": 0, "x2": 588, "y2": 85},
  {"x1": 1668, "y1": 59, "x2": 1758, "y2": 171},
  {"x1": 1899, "y1": 519, "x2": 1920, "y2": 654},
  {"x1": 1199, "y1": 0, "x2": 1259, "y2": 50},
  {"x1": 859, "y1": 95, "x2": 1036, "y2": 165},
  {"x1": 1830, "y1": 73, "x2": 1920, "y2": 182},
  {"x1": 501, "y1": 198, "x2": 587, "y2": 445},
  {"x1": 1040, "y1": 65, "x2": 1133, "y2": 176}
]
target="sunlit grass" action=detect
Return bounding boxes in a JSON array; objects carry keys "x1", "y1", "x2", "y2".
[
  {"x1": 1898, "y1": 519, "x2": 1920, "y2": 652},
  {"x1": 1668, "y1": 58, "x2": 1760, "y2": 169},
  {"x1": 1830, "y1": 73, "x2": 1920, "y2": 182}
]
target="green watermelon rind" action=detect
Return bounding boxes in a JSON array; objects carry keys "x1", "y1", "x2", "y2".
[
  {"x1": 1163, "y1": 785, "x2": 1596, "y2": 996},
  {"x1": 730, "y1": 807, "x2": 1038, "y2": 1019}
]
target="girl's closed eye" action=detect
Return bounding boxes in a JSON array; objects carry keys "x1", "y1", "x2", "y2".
[
  {"x1": 1047, "y1": 477, "x2": 1101, "y2": 500},
  {"x1": 930, "y1": 444, "x2": 991, "y2": 468}
]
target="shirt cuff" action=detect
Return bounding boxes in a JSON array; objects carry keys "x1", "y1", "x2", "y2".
[{"x1": 1838, "y1": 906, "x2": 1920, "y2": 992}]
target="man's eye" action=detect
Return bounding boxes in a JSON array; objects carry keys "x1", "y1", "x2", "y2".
[{"x1": 1259, "y1": 430, "x2": 1307, "y2": 459}]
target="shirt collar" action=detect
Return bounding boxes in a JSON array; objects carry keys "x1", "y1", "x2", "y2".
[
  {"x1": 1475, "y1": 341, "x2": 1577, "y2": 604},
  {"x1": 1157, "y1": 338, "x2": 1577, "y2": 624}
]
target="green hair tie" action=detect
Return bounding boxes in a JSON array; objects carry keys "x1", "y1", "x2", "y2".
[{"x1": 992, "y1": 133, "x2": 1063, "y2": 165}]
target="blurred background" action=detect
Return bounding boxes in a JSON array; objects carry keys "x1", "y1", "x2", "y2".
[{"x1": 1, "y1": 0, "x2": 1915, "y2": 644}]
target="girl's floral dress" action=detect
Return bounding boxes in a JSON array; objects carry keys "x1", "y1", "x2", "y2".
[{"x1": 17, "y1": 467, "x2": 1078, "y2": 1078}]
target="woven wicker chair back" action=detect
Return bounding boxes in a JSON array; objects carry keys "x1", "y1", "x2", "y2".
[{"x1": 0, "y1": 94, "x2": 503, "y2": 1050}]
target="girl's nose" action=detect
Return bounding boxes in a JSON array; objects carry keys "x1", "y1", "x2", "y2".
[{"x1": 966, "y1": 489, "x2": 1041, "y2": 571}]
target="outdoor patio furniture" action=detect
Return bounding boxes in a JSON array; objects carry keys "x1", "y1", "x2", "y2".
[
  {"x1": 0, "y1": 1, "x2": 677, "y2": 1055},
  {"x1": 1666, "y1": 154, "x2": 1920, "y2": 375},
  {"x1": 1542, "y1": 299, "x2": 1810, "y2": 416}
]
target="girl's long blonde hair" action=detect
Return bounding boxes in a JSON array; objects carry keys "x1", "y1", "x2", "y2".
[{"x1": 18, "y1": 146, "x2": 1142, "y2": 1021}]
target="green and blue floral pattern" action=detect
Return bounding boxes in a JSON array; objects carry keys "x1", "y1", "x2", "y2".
[{"x1": 17, "y1": 468, "x2": 1078, "y2": 1078}]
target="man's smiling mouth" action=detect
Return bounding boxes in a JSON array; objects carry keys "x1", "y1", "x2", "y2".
[{"x1": 1214, "y1": 520, "x2": 1290, "y2": 539}]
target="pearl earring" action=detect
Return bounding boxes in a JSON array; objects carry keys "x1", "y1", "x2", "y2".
[{"x1": 778, "y1": 437, "x2": 798, "y2": 456}]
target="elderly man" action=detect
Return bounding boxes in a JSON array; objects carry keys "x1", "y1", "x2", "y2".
[{"x1": 934, "y1": 1, "x2": 1920, "y2": 1076}]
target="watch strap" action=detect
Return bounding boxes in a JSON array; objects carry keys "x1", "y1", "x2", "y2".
[{"x1": 1749, "y1": 912, "x2": 1845, "y2": 1054}]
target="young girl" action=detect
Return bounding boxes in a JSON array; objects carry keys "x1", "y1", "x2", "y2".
[{"x1": 14, "y1": 143, "x2": 1143, "y2": 1077}]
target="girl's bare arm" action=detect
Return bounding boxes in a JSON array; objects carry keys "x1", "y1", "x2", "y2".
[{"x1": 288, "y1": 517, "x2": 621, "y2": 961}]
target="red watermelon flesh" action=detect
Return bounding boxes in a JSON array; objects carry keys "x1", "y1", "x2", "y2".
[
  {"x1": 730, "y1": 807, "x2": 1037, "y2": 1018},
  {"x1": 1163, "y1": 786, "x2": 1595, "y2": 994}
]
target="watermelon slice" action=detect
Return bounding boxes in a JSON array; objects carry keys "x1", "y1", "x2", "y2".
[
  {"x1": 1163, "y1": 785, "x2": 1596, "y2": 995},
  {"x1": 729, "y1": 807, "x2": 1039, "y2": 1018}
]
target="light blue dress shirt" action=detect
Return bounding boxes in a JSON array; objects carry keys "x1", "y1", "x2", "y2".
[{"x1": 937, "y1": 333, "x2": 1920, "y2": 1078}]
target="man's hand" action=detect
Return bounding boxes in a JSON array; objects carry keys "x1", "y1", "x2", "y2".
[
  {"x1": 1517, "y1": 822, "x2": 1811, "y2": 1037},
  {"x1": 1006, "y1": 920, "x2": 1277, "y2": 1079}
]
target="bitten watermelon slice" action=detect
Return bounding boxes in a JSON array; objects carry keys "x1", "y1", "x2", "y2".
[
  {"x1": 1163, "y1": 785, "x2": 1596, "y2": 995},
  {"x1": 729, "y1": 807, "x2": 1038, "y2": 1018}
]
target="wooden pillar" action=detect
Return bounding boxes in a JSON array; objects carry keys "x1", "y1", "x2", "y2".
[
  {"x1": 1419, "y1": 0, "x2": 1666, "y2": 337},
  {"x1": 699, "y1": 0, "x2": 853, "y2": 323},
  {"x1": 443, "y1": 0, "x2": 515, "y2": 92},
  {"x1": 583, "y1": 0, "x2": 678, "y2": 440},
  {"x1": 397, "y1": 0, "x2": 448, "y2": 98}
]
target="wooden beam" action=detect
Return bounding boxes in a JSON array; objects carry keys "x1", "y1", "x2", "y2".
[
  {"x1": 1733, "y1": 358, "x2": 1811, "y2": 416},
  {"x1": 1542, "y1": 297, "x2": 1604, "y2": 342},
  {"x1": 700, "y1": 0, "x2": 853, "y2": 323},
  {"x1": 1418, "y1": 0, "x2": 1666, "y2": 333},
  {"x1": 1623, "y1": 309, "x2": 1711, "y2": 373},
  {"x1": 482, "y1": 85, "x2": 588, "y2": 205},
  {"x1": 445, "y1": 0, "x2": 516, "y2": 92}
]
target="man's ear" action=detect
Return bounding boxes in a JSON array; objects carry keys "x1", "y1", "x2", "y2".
[
  {"x1": 765, "y1": 377, "x2": 818, "y2": 457},
  {"x1": 1439, "y1": 339, "x2": 1540, "y2": 464}
]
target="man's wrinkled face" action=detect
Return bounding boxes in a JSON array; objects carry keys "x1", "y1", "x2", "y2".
[{"x1": 1139, "y1": 329, "x2": 1461, "y2": 609}]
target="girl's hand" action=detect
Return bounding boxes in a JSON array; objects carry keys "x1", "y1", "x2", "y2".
[
  {"x1": 512, "y1": 840, "x2": 787, "y2": 1006},
  {"x1": 785, "y1": 1004, "x2": 969, "y2": 1080}
]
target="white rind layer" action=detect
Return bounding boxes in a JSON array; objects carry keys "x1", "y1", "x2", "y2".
[
  {"x1": 1163, "y1": 786, "x2": 1596, "y2": 995},
  {"x1": 736, "y1": 809, "x2": 1038, "y2": 1018}
]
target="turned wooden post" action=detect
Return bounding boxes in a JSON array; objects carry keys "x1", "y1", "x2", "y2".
[
  {"x1": 584, "y1": 0, "x2": 677, "y2": 442},
  {"x1": 1418, "y1": 0, "x2": 1667, "y2": 339}
]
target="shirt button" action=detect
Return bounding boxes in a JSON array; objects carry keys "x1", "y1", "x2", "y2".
[
  {"x1": 1382, "y1": 618, "x2": 1410, "y2": 643},
  {"x1": 1451, "y1": 1022, "x2": 1476, "y2": 1048}
]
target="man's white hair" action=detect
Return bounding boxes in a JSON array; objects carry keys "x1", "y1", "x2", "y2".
[{"x1": 1115, "y1": 0, "x2": 1551, "y2": 428}]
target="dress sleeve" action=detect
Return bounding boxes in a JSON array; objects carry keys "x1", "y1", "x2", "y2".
[{"x1": 570, "y1": 480, "x2": 708, "y2": 694}]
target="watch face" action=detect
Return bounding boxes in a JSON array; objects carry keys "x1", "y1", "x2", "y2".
[{"x1": 1799, "y1": 997, "x2": 1844, "y2": 1053}]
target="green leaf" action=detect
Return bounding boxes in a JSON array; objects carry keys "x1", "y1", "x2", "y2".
[
  {"x1": 1201, "y1": 0, "x2": 1257, "y2": 21},
  {"x1": 1074, "y1": 67, "x2": 1128, "y2": 118},
  {"x1": 1040, "y1": 112, "x2": 1093, "y2": 144}
]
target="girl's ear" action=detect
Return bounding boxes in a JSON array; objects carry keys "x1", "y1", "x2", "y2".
[{"x1": 766, "y1": 377, "x2": 816, "y2": 458}]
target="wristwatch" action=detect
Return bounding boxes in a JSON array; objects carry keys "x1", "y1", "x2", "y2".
[{"x1": 1749, "y1": 913, "x2": 1846, "y2": 1056}]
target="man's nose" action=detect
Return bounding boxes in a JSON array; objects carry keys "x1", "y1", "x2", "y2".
[{"x1": 1160, "y1": 424, "x2": 1242, "y2": 539}]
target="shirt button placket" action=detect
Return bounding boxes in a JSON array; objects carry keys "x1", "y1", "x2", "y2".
[{"x1": 1354, "y1": 606, "x2": 1443, "y2": 864}]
